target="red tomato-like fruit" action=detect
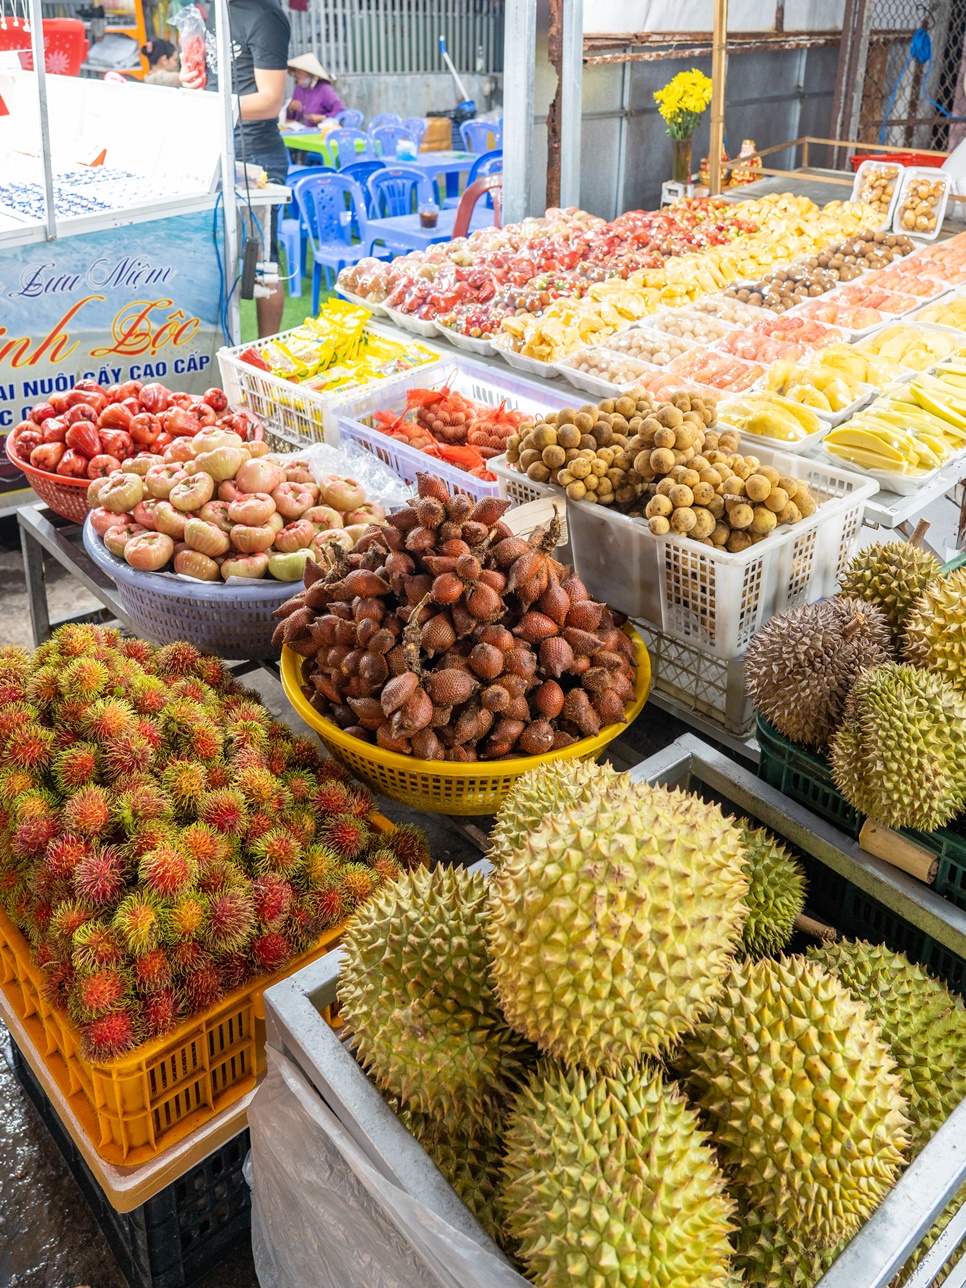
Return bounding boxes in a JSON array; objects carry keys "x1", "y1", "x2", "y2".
[
  {"x1": 56, "y1": 448, "x2": 90, "y2": 478},
  {"x1": 65, "y1": 423, "x2": 102, "y2": 458}
]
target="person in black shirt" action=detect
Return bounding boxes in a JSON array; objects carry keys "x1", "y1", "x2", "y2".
[{"x1": 182, "y1": 0, "x2": 291, "y2": 337}]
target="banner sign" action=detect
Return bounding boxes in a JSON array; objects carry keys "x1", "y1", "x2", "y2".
[{"x1": 0, "y1": 206, "x2": 223, "y2": 430}]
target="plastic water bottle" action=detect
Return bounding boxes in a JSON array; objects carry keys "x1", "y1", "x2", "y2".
[{"x1": 396, "y1": 139, "x2": 417, "y2": 162}]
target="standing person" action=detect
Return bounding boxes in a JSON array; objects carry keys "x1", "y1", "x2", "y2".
[
  {"x1": 181, "y1": 0, "x2": 291, "y2": 339},
  {"x1": 286, "y1": 53, "x2": 344, "y2": 125},
  {"x1": 142, "y1": 39, "x2": 181, "y2": 86}
]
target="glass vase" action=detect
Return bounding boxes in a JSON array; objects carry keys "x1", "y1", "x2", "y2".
[{"x1": 671, "y1": 137, "x2": 693, "y2": 186}]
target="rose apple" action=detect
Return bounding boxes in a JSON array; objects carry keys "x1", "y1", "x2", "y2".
[
  {"x1": 273, "y1": 519, "x2": 315, "y2": 553},
  {"x1": 230, "y1": 523, "x2": 275, "y2": 554},
  {"x1": 203, "y1": 388, "x2": 229, "y2": 412},
  {"x1": 199, "y1": 500, "x2": 234, "y2": 533},
  {"x1": 104, "y1": 522, "x2": 148, "y2": 557},
  {"x1": 269, "y1": 549, "x2": 317, "y2": 581},
  {"x1": 184, "y1": 516, "x2": 231, "y2": 557},
  {"x1": 174, "y1": 549, "x2": 220, "y2": 581},
  {"x1": 170, "y1": 473, "x2": 215, "y2": 512},
  {"x1": 228, "y1": 492, "x2": 276, "y2": 525},
  {"x1": 283, "y1": 461, "x2": 314, "y2": 484},
  {"x1": 222, "y1": 552, "x2": 269, "y2": 579},
  {"x1": 57, "y1": 449, "x2": 90, "y2": 478},
  {"x1": 91, "y1": 506, "x2": 131, "y2": 536},
  {"x1": 344, "y1": 502, "x2": 386, "y2": 525},
  {"x1": 87, "y1": 455, "x2": 121, "y2": 479},
  {"x1": 236, "y1": 457, "x2": 285, "y2": 494},
  {"x1": 132, "y1": 498, "x2": 162, "y2": 530},
  {"x1": 312, "y1": 529, "x2": 353, "y2": 554},
  {"x1": 272, "y1": 481, "x2": 316, "y2": 519},
  {"x1": 193, "y1": 445, "x2": 249, "y2": 481},
  {"x1": 125, "y1": 531, "x2": 174, "y2": 571},
  {"x1": 343, "y1": 524, "x2": 369, "y2": 545},
  {"x1": 154, "y1": 501, "x2": 188, "y2": 540},
  {"x1": 303, "y1": 505, "x2": 344, "y2": 531},
  {"x1": 145, "y1": 464, "x2": 187, "y2": 499},
  {"x1": 321, "y1": 475, "x2": 366, "y2": 511}
]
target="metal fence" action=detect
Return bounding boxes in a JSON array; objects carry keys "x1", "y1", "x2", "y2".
[{"x1": 288, "y1": 0, "x2": 505, "y2": 76}]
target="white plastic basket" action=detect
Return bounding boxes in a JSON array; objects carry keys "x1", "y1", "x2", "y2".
[
  {"x1": 564, "y1": 449, "x2": 879, "y2": 658},
  {"x1": 334, "y1": 357, "x2": 574, "y2": 503},
  {"x1": 83, "y1": 518, "x2": 293, "y2": 659},
  {"x1": 217, "y1": 321, "x2": 440, "y2": 451},
  {"x1": 632, "y1": 618, "x2": 753, "y2": 736}
]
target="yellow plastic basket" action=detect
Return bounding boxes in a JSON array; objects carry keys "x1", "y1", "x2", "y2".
[{"x1": 281, "y1": 628, "x2": 650, "y2": 816}]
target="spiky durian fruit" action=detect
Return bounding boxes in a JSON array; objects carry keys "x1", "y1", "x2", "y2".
[
  {"x1": 745, "y1": 598, "x2": 893, "y2": 748},
  {"x1": 839, "y1": 541, "x2": 941, "y2": 646},
  {"x1": 338, "y1": 867, "x2": 531, "y2": 1125},
  {"x1": 829, "y1": 662, "x2": 966, "y2": 831},
  {"x1": 403, "y1": 1110, "x2": 506, "y2": 1243},
  {"x1": 738, "y1": 822, "x2": 806, "y2": 958},
  {"x1": 502, "y1": 1062, "x2": 736, "y2": 1288},
  {"x1": 731, "y1": 1204, "x2": 843, "y2": 1288},
  {"x1": 487, "y1": 759, "x2": 618, "y2": 868},
  {"x1": 680, "y1": 955, "x2": 910, "y2": 1248},
  {"x1": 487, "y1": 779, "x2": 748, "y2": 1068},
  {"x1": 904, "y1": 566, "x2": 966, "y2": 692},
  {"x1": 806, "y1": 939, "x2": 966, "y2": 1154}
]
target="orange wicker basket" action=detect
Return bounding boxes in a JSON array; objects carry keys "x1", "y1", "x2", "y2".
[{"x1": 5, "y1": 426, "x2": 92, "y2": 522}]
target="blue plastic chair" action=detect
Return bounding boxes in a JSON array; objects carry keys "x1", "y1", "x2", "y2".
[
  {"x1": 465, "y1": 149, "x2": 503, "y2": 214},
  {"x1": 369, "y1": 112, "x2": 402, "y2": 130},
  {"x1": 370, "y1": 124, "x2": 418, "y2": 159},
  {"x1": 297, "y1": 173, "x2": 384, "y2": 314},
  {"x1": 460, "y1": 119, "x2": 501, "y2": 154},
  {"x1": 367, "y1": 165, "x2": 435, "y2": 218},
  {"x1": 336, "y1": 109, "x2": 364, "y2": 130},
  {"x1": 340, "y1": 159, "x2": 387, "y2": 214},
  {"x1": 279, "y1": 165, "x2": 335, "y2": 297},
  {"x1": 402, "y1": 116, "x2": 427, "y2": 148},
  {"x1": 327, "y1": 127, "x2": 374, "y2": 167}
]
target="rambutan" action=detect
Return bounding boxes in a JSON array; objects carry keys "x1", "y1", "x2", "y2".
[
  {"x1": 62, "y1": 785, "x2": 111, "y2": 838},
  {"x1": 131, "y1": 946, "x2": 172, "y2": 994},
  {"x1": 0, "y1": 769, "x2": 39, "y2": 806},
  {"x1": 101, "y1": 733, "x2": 154, "y2": 782},
  {"x1": 226, "y1": 720, "x2": 267, "y2": 755},
  {"x1": 233, "y1": 764, "x2": 278, "y2": 807},
  {"x1": 114, "y1": 783, "x2": 173, "y2": 835},
  {"x1": 284, "y1": 901, "x2": 317, "y2": 952},
  {"x1": 178, "y1": 822, "x2": 227, "y2": 866},
  {"x1": 72, "y1": 921, "x2": 125, "y2": 970},
  {"x1": 169, "y1": 940, "x2": 211, "y2": 976},
  {"x1": 228, "y1": 745, "x2": 268, "y2": 775},
  {"x1": 206, "y1": 888, "x2": 255, "y2": 952},
  {"x1": 70, "y1": 967, "x2": 129, "y2": 1020},
  {"x1": 161, "y1": 760, "x2": 209, "y2": 813},
  {"x1": 179, "y1": 962, "x2": 224, "y2": 1014},
  {"x1": 265, "y1": 743, "x2": 289, "y2": 776},
  {"x1": 153, "y1": 641, "x2": 201, "y2": 678},
  {"x1": 161, "y1": 894, "x2": 207, "y2": 943},
  {"x1": 139, "y1": 846, "x2": 196, "y2": 901},
  {"x1": 284, "y1": 808, "x2": 317, "y2": 846},
  {"x1": 11, "y1": 814, "x2": 60, "y2": 860},
  {"x1": 251, "y1": 874, "x2": 294, "y2": 929},
  {"x1": 245, "y1": 811, "x2": 273, "y2": 843},
  {"x1": 186, "y1": 721, "x2": 223, "y2": 763},
  {"x1": 0, "y1": 677, "x2": 26, "y2": 705},
  {"x1": 198, "y1": 788, "x2": 248, "y2": 835},
  {"x1": 143, "y1": 987, "x2": 182, "y2": 1038},
  {"x1": 29, "y1": 897, "x2": 54, "y2": 937},
  {"x1": 344, "y1": 786, "x2": 375, "y2": 821},
  {"x1": 82, "y1": 698, "x2": 136, "y2": 742},
  {"x1": 195, "y1": 858, "x2": 246, "y2": 895},
  {"x1": 120, "y1": 637, "x2": 155, "y2": 667},
  {"x1": 281, "y1": 770, "x2": 315, "y2": 805},
  {"x1": 56, "y1": 699, "x2": 91, "y2": 734},
  {"x1": 81, "y1": 1008, "x2": 138, "y2": 1061},
  {"x1": 129, "y1": 820, "x2": 173, "y2": 859},
  {"x1": 219, "y1": 951, "x2": 252, "y2": 992},
  {"x1": 310, "y1": 884, "x2": 346, "y2": 930},
  {"x1": 315, "y1": 759, "x2": 353, "y2": 785},
  {"x1": 193, "y1": 654, "x2": 230, "y2": 692},
  {"x1": 249, "y1": 828, "x2": 301, "y2": 876},
  {"x1": 340, "y1": 863, "x2": 377, "y2": 907},
  {"x1": 112, "y1": 893, "x2": 161, "y2": 955},
  {"x1": 206, "y1": 762, "x2": 231, "y2": 790},
  {"x1": 285, "y1": 736, "x2": 323, "y2": 771},
  {"x1": 59, "y1": 656, "x2": 108, "y2": 702},
  {"x1": 168, "y1": 677, "x2": 212, "y2": 706},
  {"x1": 129, "y1": 677, "x2": 167, "y2": 716},
  {"x1": 74, "y1": 844, "x2": 126, "y2": 906},
  {"x1": 249, "y1": 931, "x2": 292, "y2": 976},
  {"x1": 41, "y1": 958, "x2": 75, "y2": 1011},
  {"x1": 318, "y1": 814, "x2": 371, "y2": 861},
  {"x1": 50, "y1": 900, "x2": 95, "y2": 944},
  {"x1": 27, "y1": 665, "x2": 62, "y2": 710},
  {"x1": 52, "y1": 743, "x2": 100, "y2": 794},
  {"x1": 313, "y1": 781, "x2": 352, "y2": 816},
  {"x1": 368, "y1": 851, "x2": 402, "y2": 885},
  {"x1": 136, "y1": 718, "x2": 163, "y2": 750},
  {"x1": 12, "y1": 787, "x2": 57, "y2": 822},
  {"x1": 0, "y1": 702, "x2": 37, "y2": 745},
  {"x1": 7, "y1": 724, "x2": 55, "y2": 773},
  {"x1": 298, "y1": 845, "x2": 340, "y2": 892},
  {"x1": 53, "y1": 623, "x2": 104, "y2": 658},
  {"x1": 383, "y1": 823, "x2": 432, "y2": 873}
]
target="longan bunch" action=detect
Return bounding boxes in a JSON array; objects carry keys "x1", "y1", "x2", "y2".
[
  {"x1": 637, "y1": 440, "x2": 817, "y2": 554},
  {"x1": 505, "y1": 390, "x2": 718, "y2": 507}
]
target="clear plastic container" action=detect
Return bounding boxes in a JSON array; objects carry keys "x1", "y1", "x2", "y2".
[{"x1": 893, "y1": 167, "x2": 950, "y2": 242}]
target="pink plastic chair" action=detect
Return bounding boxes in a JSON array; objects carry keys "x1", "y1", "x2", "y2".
[{"x1": 452, "y1": 174, "x2": 503, "y2": 240}]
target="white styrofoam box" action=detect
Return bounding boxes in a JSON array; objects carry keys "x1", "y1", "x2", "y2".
[
  {"x1": 850, "y1": 157, "x2": 904, "y2": 230},
  {"x1": 433, "y1": 322, "x2": 498, "y2": 356},
  {"x1": 381, "y1": 306, "x2": 439, "y2": 338},
  {"x1": 339, "y1": 288, "x2": 389, "y2": 318},
  {"x1": 893, "y1": 167, "x2": 951, "y2": 242},
  {"x1": 565, "y1": 449, "x2": 878, "y2": 658}
]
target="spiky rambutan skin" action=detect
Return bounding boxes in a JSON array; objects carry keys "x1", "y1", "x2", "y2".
[
  {"x1": 53, "y1": 623, "x2": 110, "y2": 658},
  {"x1": 206, "y1": 762, "x2": 231, "y2": 790},
  {"x1": 251, "y1": 874, "x2": 295, "y2": 929},
  {"x1": 339, "y1": 863, "x2": 377, "y2": 908},
  {"x1": 219, "y1": 951, "x2": 252, "y2": 992},
  {"x1": 249, "y1": 931, "x2": 293, "y2": 976},
  {"x1": 0, "y1": 858, "x2": 24, "y2": 909},
  {"x1": 285, "y1": 736, "x2": 323, "y2": 771},
  {"x1": 310, "y1": 884, "x2": 347, "y2": 930},
  {"x1": 28, "y1": 665, "x2": 62, "y2": 711},
  {"x1": 206, "y1": 888, "x2": 255, "y2": 952},
  {"x1": 50, "y1": 900, "x2": 95, "y2": 944},
  {"x1": 113, "y1": 782, "x2": 173, "y2": 836},
  {"x1": 131, "y1": 947, "x2": 172, "y2": 994},
  {"x1": 315, "y1": 759, "x2": 353, "y2": 785},
  {"x1": 369, "y1": 853, "x2": 402, "y2": 885},
  {"x1": 283, "y1": 808, "x2": 316, "y2": 847},
  {"x1": 161, "y1": 893, "x2": 207, "y2": 944},
  {"x1": 169, "y1": 940, "x2": 212, "y2": 977},
  {"x1": 161, "y1": 760, "x2": 209, "y2": 815},
  {"x1": 101, "y1": 733, "x2": 154, "y2": 782},
  {"x1": 112, "y1": 893, "x2": 161, "y2": 956},
  {"x1": 120, "y1": 637, "x2": 155, "y2": 668},
  {"x1": 129, "y1": 677, "x2": 167, "y2": 717},
  {"x1": 139, "y1": 846, "x2": 197, "y2": 901},
  {"x1": 312, "y1": 782, "x2": 352, "y2": 816},
  {"x1": 81, "y1": 1008, "x2": 139, "y2": 1062},
  {"x1": 198, "y1": 789, "x2": 248, "y2": 835},
  {"x1": 249, "y1": 828, "x2": 302, "y2": 877},
  {"x1": 344, "y1": 786, "x2": 375, "y2": 821},
  {"x1": 298, "y1": 846, "x2": 340, "y2": 893},
  {"x1": 284, "y1": 901, "x2": 317, "y2": 952},
  {"x1": 168, "y1": 678, "x2": 214, "y2": 707},
  {"x1": 318, "y1": 814, "x2": 371, "y2": 862},
  {"x1": 153, "y1": 642, "x2": 201, "y2": 678},
  {"x1": 69, "y1": 967, "x2": 129, "y2": 1021},
  {"x1": 280, "y1": 770, "x2": 315, "y2": 805},
  {"x1": 383, "y1": 823, "x2": 432, "y2": 873},
  {"x1": 12, "y1": 787, "x2": 57, "y2": 823},
  {"x1": 135, "y1": 719, "x2": 163, "y2": 751},
  {"x1": 265, "y1": 743, "x2": 289, "y2": 776},
  {"x1": 72, "y1": 921, "x2": 125, "y2": 971},
  {"x1": 186, "y1": 722, "x2": 224, "y2": 764},
  {"x1": 129, "y1": 821, "x2": 174, "y2": 860},
  {"x1": 62, "y1": 785, "x2": 111, "y2": 838},
  {"x1": 41, "y1": 958, "x2": 76, "y2": 1011},
  {"x1": 226, "y1": 720, "x2": 267, "y2": 754},
  {"x1": 59, "y1": 656, "x2": 108, "y2": 703},
  {"x1": 52, "y1": 743, "x2": 100, "y2": 795},
  {"x1": 82, "y1": 697, "x2": 136, "y2": 742},
  {"x1": 29, "y1": 898, "x2": 54, "y2": 939},
  {"x1": 74, "y1": 843, "x2": 126, "y2": 906},
  {"x1": 0, "y1": 769, "x2": 39, "y2": 807},
  {"x1": 7, "y1": 724, "x2": 55, "y2": 773},
  {"x1": 11, "y1": 814, "x2": 60, "y2": 861},
  {"x1": 179, "y1": 962, "x2": 224, "y2": 1015},
  {"x1": 0, "y1": 700, "x2": 36, "y2": 739},
  {"x1": 0, "y1": 677, "x2": 26, "y2": 705},
  {"x1": 233, "y1": 765, "x2": 278, "y2": 807},
  {"x1": 143, "y1": 987, "x2": 182, "y2": 1039},
  {"x1": 193, "y1": 654, "x2": 231, "y2": 692},
  {"x1": 178, "y1": 822, "x2": 228, "y2": 866},
  {"x1": 55, "y1": 699, "x2": 91, "y2": 735},
  {"x1": 196, "y1": 859, "x2": 246, "y2": 896},
  {"x1": 245, "y1": 811, "x2": 273, "y2": 844}
]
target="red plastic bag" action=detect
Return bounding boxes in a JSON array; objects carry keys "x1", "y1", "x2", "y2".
[{"x1": 172, "y1": 4, "x2": 207, "y2": 89}]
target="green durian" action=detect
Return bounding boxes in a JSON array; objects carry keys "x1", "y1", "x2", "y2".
[
  {"x1": 738, "y1": 821, "x2": 807, "y2": 958},
  {"x1": 487, "y1": 759, "x2": 618, "y2": 869},
  {"x1": 829, "y1": 662, "x2": 966, "y2": 831},
  {"x1": 806, "y1": 939, "x2": 966, "y2": 1153},
  {"x1": 839, "y1": 540, "x2": 941, "y2": 646},
  {"x1": 731, "y1": 1204, "x2": 843, "y2": 1288},
  {"x1": 338, "y1": 867, "x2": 531, "y2": 1125},
  {"x1": 402, "y1": 1109, "x2": 507, "y2": 1243},
  {"x1": 904, "y1": 566, "x2": 966, "y2": 692},
  {"x1": 681, "y1": 955, "x2": 911, "y2": 1249},
  {"x1": 487, "y1": 778, "x2": 749, "y2": 1068},
  {"x1": 502, "y1": 1061, "x2": 736, "y2": 1288}
]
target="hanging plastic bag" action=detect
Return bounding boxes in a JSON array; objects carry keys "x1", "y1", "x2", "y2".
[{"x1": 171, "y1": 4, "x2": 207, "y2": 89}]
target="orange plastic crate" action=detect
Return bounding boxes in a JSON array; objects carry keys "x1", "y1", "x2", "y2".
[{"x1": 0, "y1": 813, "x2": 391, "y2": 1167}]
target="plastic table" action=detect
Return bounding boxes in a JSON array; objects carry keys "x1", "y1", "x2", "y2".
[
  {"x1": 281, "y1": 130, "x2": 338, "y2": 166},
  {"x1": 402, "y1": 149, "x2": 475, "y2": 199},
  {"x1": 364, "y1": 203, "x2": 496, "y2": 256}
]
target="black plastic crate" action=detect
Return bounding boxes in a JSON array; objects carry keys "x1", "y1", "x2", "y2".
[{"x1": 9, "y1": 1040, "x2": 252, "y2": 1288}]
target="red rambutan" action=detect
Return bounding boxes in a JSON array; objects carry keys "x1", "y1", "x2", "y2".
[
  {"x1": 298, "y1": 846, "x2": 340, "y2": 892},
  {"x1": 283, "y1": 808, "x2": 316, "y2": 847},
  {"x1": 168, "y1": 677, "x2": 211, "y2": 706},
  {"x1": 161, "y1": 894, "x2": 207, "y2": 943},
  {"x1": 193, "y1": 654, "x2": 230, "y2": 691},
  {"x1": 226, "y1": 719, "x2": 267, "y2": 754},
  {"x1": 206, "y1": 888, "x2": 255, "y2": 951},
  {"x1": 245, "y1": 811, "x2": 273, "y2": 843},
  {"x1": 50, "y1": 900, "x2": 95, "y2": 943},
  {"x1": 27, "y1": 665, "x2": 62, "y2": 710},
  {"x1": 0, "y1": 702, "x2": 36, "y2": 744},
  {"x1": 340, "y1": 863, "x2": 377, "y2": 907},
  {"x1": 195, "y1": 858, "x2": 246, "y2": 895},
  {"x1": 219, "y1": 951, "x2": 252, "y2": 992},
  {"x1": 198, "y1": 788, "x2": 248, "y2": 835},
  {"x1": 55, "y1": 699, "x2": 90, "y2": 734},
  {"x1": 72, "y1": 921, "x2": 125, "y2": 970},
  {"x1": 129, "y1": 678, "x2": 167, "y2": 717},
  {"x1": 62, "y1": 785, "x2": 111, "y2": 838},
  {"x1": 161, "y1": 759, "x2": 209, "y2": 813},
  {"x1": 0, "y1": 678, "x2": 26, "y2": 705},
  {"x1": 53, "y1": 623, "x2": 105, "y2": 658},
  {"x1": 112, "y1": 893, "x2": 161, "y2": 955},
  {"x1": 82, "y1": 698, "x2": 136, "y2": 743},
  {"x1": 120, "y1": 638, "x2": 155, "y2": 667},
  {"x1": 101, "y1": 733, "x2": 154, "y2": 782},
  {"x1": 369, "y1": 852, "x2": 402, "y2": 885},
  {"x1": 344, "y1": 786, "x2": 375, "y2": 821},
  {"x1": 178, "y1": 822, "x2": 227, "y2": 866},
  {"x1": 71, "y1": 967, "x2": 129, "y2": 1020},
  {"x1": 59, "y1": 656, "x2": 108, "y2": 702},
  {"x1": 41, "y1": 958, "x2": 75, "y2": 1011},
  {"x1": 0, "y1": 769, "x2": 38, "y2": 806},
  {"x1": 186, "y1": 721, "x2": 223, "y2": 763},
  {"x1": 233, "y1": 764, "x2": 278, "y2": 807},
  {"x1": 139, "y1": 846, "x2": 196, "y2": 901},
  {"x1": 206, "y1": 762, "x2": 231, "y2": 790},
  {"x1": 249, "y1": 828, "x2": 301, "y2": 876},
  {"x1": 265, "y1": 744, "x2": 289, "y2": 776},
  {"x1": 281, "y1": 770, "x2": 315, "y2": 804},
  {"x1": 114, "y1": 782, "x2": 173, "y2": 836},
  {"x1": 179, "y1": 962, "x2": 224, "y2": 1014},
  {"x1": 30, "y1": 898, "x2": 54, "y2": 936},
  {"x1": 249, "y1": 931, "x2": 293, "y2": 976},
  {"x1": 285, "y1": 736, "x2": 323, "y2": 771},
  {"x1": 11, "y1": 814, "x2": 60, "y2": 861},
  {"x1": 135, "y1": 718, "x2": 163, "y2": 750},
  {"x1": 283, "y1": 901, "x2": 316, "y2": 951},
  {"x1": 310, "y1": 884, "x2": 346, "y2": 930},
  {"x1": 315, "y1": 759, "x2": 353, "y2": 785},
  {"x1": 383, "y1": 823, "x2": 432, "y2": 873},
  {"x1": 12, "y1": 787, "x2": 56, "y2": 822},
  {"x1": 131, "y1": 946, "x2": 172, "y2": 993},
  {"x1": 8, "y1": 724, "x2": 55, "y2": 773},
  {"x1": 169, "y1": 940, "x2": 211, "y2": 976},
  {"x1": 74, "y1": 844, "x2": 126, "y2": 906},
  {"x1": 153, "y1": 642, "x2": 201, "y2": 678},
  {"x1": 52, "y1": 743, "x2": 100, "y2": 795},
  {"x1": 318, "y1": 814, "x2": 371, "y2": 862},
  {"x1": 251, "y1": 874, "x2": 294, "y2": 929},
  {"x1": 81, "y1": 1008, "x2": 138, "y2": 1061},
  {"x1": 143, "y1": 986, "x2": 182, "y2": 1038},
  {"x1": 129, "y1": 820, "x2": 173, "y2": 859},
  {"x1": 313, "y1": 782, "x2": 352, "y2": 816}
]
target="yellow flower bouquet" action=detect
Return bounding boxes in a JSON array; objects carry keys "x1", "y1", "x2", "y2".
[{"x1": 654, "y1": 69, "x2": 714, "y2": 140}]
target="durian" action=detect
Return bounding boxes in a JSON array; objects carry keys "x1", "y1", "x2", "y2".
[
  {"x1": 829, "y1": 662, "x2": 966, "y2": 831},
  {"x1": 403, "y1": 1110, "x2": 506, "y2": 1243},
  {"x1": 487, "y1": 759, "x2": 618, "y2": 869},
  {"x1": 738, "y1": 822, "x2": 807, "y2": 958},
  {"x1": 745, "y1": 598, "x2": 893, "y2": 748},
  {"x1": 839, "y1": 540, "x2": 941, "y2": 646},
  {"x1": 731, "y1": 1203, "x2": 843, "y2": 1288},
  {"x1": 338, "y1": 866, "x2": 531, "y2": 1125},
  {"x1": 806, "y1": 939, "x2": 966, "y2": 1153},
  {"x1": 502, "y1": 1062, "x2": 736, "y2": 1288},
  {"x1": 487, "y1": 778, "x2": 748, "y2": 1068},
  {"x1": 904, "y1": 566, "x2": 966, "y2": 692},
  {"x1": 680, "y1": 955, "x2": 910, "y2": 1248}
]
